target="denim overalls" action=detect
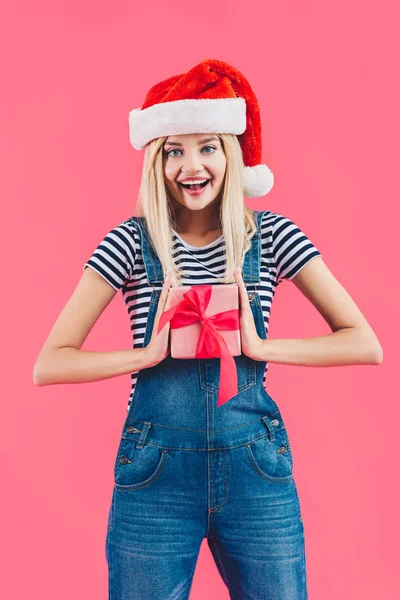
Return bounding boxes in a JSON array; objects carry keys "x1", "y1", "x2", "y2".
[{"x1": 105, "y1": 210, "x2": 308, "y2": 600}]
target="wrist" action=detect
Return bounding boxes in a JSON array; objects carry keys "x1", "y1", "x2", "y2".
[
  {"x1": 136, "y1": 347, "x2": 155, "y2": 370},
  {"x1": 253, "y1": 338, "x2": 268, "y2": 362}
]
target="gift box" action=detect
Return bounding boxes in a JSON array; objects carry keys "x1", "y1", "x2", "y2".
[
  {"x1": 169, "y1": 284, "x2": 241, "y2": 359},
  {"x1": 157, "y1": 283, "x2": 241, "y2": 407}
]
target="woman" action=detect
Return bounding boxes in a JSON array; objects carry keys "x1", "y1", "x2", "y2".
[{"x1": 33, "y1": 59, "x2": 383, "y2": 600}]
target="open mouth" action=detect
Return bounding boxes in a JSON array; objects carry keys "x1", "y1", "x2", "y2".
[{"x1": 178, "y1": 180, "x2": 210, "y2": 191}]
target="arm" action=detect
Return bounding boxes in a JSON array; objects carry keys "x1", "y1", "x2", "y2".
[
  {"x1": 255, "y1": 256, "x2": 383, "y2": 366},
  {"x1": 33, "y1": 267, "x2": 151, "y2": 386}
]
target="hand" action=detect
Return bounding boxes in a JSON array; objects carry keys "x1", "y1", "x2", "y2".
[
  {"x1": 143, "y1": 272, "x2": 173, "y2": 368},
  {"x1": 233, "y1": 267, "x2": 265, "y2": 361}
]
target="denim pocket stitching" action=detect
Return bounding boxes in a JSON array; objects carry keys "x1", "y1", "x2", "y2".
[
  {"x1": 114, "y1": 450, "x2": 168, "y2": 491},
  {"x1": 198, "y1": 355, "x2": 257, "y2": 394},
  {"x1": 245, "y1": 439, "x2": 293, "y2": 484}
]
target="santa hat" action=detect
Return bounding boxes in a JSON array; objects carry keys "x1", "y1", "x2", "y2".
[{"x1": 128, "y1": 58, "x2": 274, "y2": 198}]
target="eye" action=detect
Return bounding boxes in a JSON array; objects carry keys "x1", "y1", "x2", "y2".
[
  {"x1": 202, "y1": 145, "x2": 217, "y2": 153},
  {"x1": 165, "y1": 149, "x2": 182, "y2": 157},
  {"x1": 164, "y1": 145, "x2": 217, "y2": 157}
]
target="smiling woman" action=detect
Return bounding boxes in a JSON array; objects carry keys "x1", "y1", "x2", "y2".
[
  {"x1": 163, "y1": 133, "x2": 227, "y2": 211},
  {"x1": 134, "y1": 129, "x2": 257, "y2": 290},
  {"x1": 34, "y1": 57, "x2": 382, "y2": 600}
]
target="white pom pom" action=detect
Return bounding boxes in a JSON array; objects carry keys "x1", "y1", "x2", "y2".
[{"x1": 243, "y1": 164, "x2": 274, "y2": 198}]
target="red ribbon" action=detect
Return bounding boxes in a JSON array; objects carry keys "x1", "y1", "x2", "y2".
[{"x1": 157, "y1": 285, "x2": 240, "y2": 407}]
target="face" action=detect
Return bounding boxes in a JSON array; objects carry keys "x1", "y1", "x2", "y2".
[{"x1": 162, "y1": 133, "x2": 227, "y2": 211}]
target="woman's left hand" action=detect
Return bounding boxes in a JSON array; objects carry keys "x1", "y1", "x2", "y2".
[{"x1": 233, "y1": 267, "x2": 265, "y2": 361}]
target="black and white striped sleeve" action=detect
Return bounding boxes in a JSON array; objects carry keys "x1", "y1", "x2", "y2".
[
  {"x1": 272, "y1": 213, "x2": 322, "y2": 284},
  {"x1": 82, "y1": 219, "x2": 137, "y2": 291}
]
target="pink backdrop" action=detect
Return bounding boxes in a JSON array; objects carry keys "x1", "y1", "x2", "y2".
[{"x1": 2, "y1": 1, "x2": 396, "y2": 598}]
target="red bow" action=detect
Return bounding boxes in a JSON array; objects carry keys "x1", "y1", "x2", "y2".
[{"x1": 157, "y1": 285, "x2": 240, "y2": 406}]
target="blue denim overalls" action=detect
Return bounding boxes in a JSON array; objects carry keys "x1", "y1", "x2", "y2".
[{"x1": 105, "y1": 210, "x2": 308, "y2": 600}]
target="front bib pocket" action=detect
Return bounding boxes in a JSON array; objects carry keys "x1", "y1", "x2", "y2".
[
  {"x1": 114, "y1": 438, "x2": 168, "y2": 490},
  {"x1": 198, "y1": 353, "x2": 256, "y2": 395}
]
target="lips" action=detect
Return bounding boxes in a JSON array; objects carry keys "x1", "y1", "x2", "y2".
[
  {"x1": 178, "y1": 180, "x2": 211, "y2": 196},
  {"x1": 180, "y1": 180, "x2": 209, "y2": 189},
  {"x1": 178, "y1": 176, "x2": 210, "y2": 182}
]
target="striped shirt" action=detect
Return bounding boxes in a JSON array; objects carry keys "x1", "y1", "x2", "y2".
[{"x1": 83, "y1": 210, "x2": 322, "y2": 411}]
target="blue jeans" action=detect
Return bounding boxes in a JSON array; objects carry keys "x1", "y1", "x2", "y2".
[{"x1": 105, "y1": 211, "x2": 308, "y2": 599}]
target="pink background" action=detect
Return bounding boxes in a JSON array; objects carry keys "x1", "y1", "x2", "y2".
[{"x1": 2, "y1": 1, "x2": 397, "y2": 598}]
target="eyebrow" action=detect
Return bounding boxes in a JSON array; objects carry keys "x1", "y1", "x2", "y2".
[{"x1": 163, "y1": 136, "x2": 220, "y2": 147}]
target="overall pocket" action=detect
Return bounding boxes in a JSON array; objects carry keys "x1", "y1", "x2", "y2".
[
  {"x1": 198, "y1": 353, "x2": 256, "y2": 395},
  {"x1": 245, "y1": 421, "x2": 294, "y2": 484},
  {"x1": 113, "y1": 438, "x2": 169, "y2": 491}
]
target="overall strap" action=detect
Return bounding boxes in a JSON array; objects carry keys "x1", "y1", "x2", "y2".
[
  {"x1": 130, "y1": 216, "x2": 164, "y2": 289},
  {"x1": 241, "y1": 209, "x2": 265, "y2": 298}
]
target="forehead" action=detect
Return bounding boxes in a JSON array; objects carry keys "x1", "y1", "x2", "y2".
[{"x1": 164, "y1": 134, "x2": 220, "y2": 146}]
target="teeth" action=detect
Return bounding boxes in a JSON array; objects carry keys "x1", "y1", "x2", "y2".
[{"x1": 180, "y1": 179, "x2": 208, "y2": 185}]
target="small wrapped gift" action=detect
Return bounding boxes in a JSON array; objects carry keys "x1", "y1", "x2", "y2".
[{"x1": 157, "y1": 284, "x2": 241, "y2": 407}]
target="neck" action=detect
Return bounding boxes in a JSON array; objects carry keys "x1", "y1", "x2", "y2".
[{"x1": 170, "y1": 198, "x2": 221, "y2": 235}]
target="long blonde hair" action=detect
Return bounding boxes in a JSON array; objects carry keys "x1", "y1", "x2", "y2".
[{"x1": 135, "y1": 133, "x2": 258, "y2": 288}]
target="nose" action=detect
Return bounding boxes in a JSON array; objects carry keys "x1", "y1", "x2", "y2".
[
  {"x1": 181, "y1": 167, "x2": 206, "y2": 180},
  {"x1": 181, "y1": 153, "x2": 205, "y2": 175}
]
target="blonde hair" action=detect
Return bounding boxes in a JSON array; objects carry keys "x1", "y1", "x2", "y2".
[{"x1": 135, "y1": 133, "x2": 258, "y2": 288}]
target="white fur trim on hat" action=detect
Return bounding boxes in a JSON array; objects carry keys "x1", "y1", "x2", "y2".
[
  {"x1": 243, "y1": 164, "x2": 274, "y2": 198},
  {"x1": 129, "y1": 97, "x2": 246, "y2": 150}
]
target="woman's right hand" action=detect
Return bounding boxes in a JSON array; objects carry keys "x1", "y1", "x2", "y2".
[{"x1": 142, "y1": 272, "x2": 173, "y2": 368}]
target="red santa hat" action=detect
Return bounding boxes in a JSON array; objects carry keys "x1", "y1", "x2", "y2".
[{"x1": 128, "y1": 58, "x2": 274, "y2": 198}]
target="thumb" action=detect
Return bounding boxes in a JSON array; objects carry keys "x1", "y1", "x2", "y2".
[
  {"x1": 162, "y1": 272, "x2": 174, "y2": 310},
  {"x1": 155, "y1": 272, "x2": 172, "y2": 329}
]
